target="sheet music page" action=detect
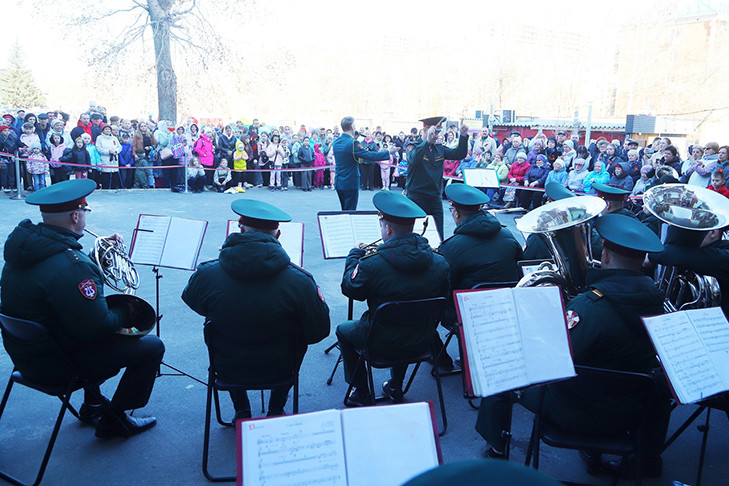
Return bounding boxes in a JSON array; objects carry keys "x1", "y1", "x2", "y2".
[
  {"x1": 130, "y1": 215, "x2": 171, "y2": 266},
  {"x1": 159, "y1": 217, "x2": 207, "y2": 270},
  {"x1": 319, "y1": 214, "x2": 356, "y2": 258},
  {"x1": 644, "y1": 312, "x2": 726, "y2": 404},
  {"x1": 463, "y1": 168, "x2": 500, "y2": 188},
  {"x1": 226, "y1": 219, "x2": 238, "y2": 238},
  {"x1": 415, "y1": 216, "x2": 441, "y2": 249},
  {"x1": 278, "y1": 222, "x2": 304, "y2": 267},
  {"x1": 686, "y1": 307, "x2": 729, "y2": 387},
  {"x1": 456, "y1": 288, "x2": 529, "y2": 397},
  {"x1": 240, "y1": 410, "x2": 347, "y2": 486},
  {"x1": 513, "y1": 287, "x2": 575, "y2": 384},
  {"x1": 350, "y1": 214, "x2": 381, "y2": 246},
  {"x1": 341, "y1": 403, "x2": 438, "y2": 486}
]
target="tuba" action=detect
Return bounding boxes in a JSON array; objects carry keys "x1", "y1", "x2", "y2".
[
  {"x1": 643, "y1": 184, "x2": 729, "y2": 311},
  {"x1": 516, "y1": 196, "x2": 606, "y2": 299},
  {"x1": 85, "y1": 229, "x2": 140, "y2": 294}
]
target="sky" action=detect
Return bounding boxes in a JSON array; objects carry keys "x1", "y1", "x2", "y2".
[{"x1": 1, "y1": 0, "x2": 722, "y2": 129}]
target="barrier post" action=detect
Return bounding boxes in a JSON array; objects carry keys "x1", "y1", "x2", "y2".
[{"x1": 10, "y1": 155, "x2": 24, "y2": 200}]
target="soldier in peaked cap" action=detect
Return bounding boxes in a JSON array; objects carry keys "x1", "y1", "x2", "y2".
[
  {"x1": 405, "y1": 116, "x2": 470, "y2": 239},
  {"x1": 593, "y1": 182, "x2": 637, "y2": 218},
  {"x1": 477, "y1": 214, "x2": 670, "y2": 479},
  {"x1": 433, "y1": 184, "x2": 522, "y2": 373},
  {"x1": 1, "y1": 179, "x2": 165, "y2": 438},
  {"x1": 337, "y1": 191, "x2": 450, "y2": 406},
  {"x1": 183, "y1": 199, "x2": 330, "y2": 420}
]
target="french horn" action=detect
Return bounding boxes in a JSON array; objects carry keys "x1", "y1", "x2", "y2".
[
  {"x1": 643, "y1": 183, "x2": 728, "y2": 311},
  {"x1": 516, "y1": 196, "x2": 606, "y2": 299},
  {"x1": 85, "y1": 229, "x2": 140, "y2": 294}
]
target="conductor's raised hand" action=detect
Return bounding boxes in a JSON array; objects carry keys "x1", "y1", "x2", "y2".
[{"x1": 460, "y1": 118, "x2": 469, "y2": 136}]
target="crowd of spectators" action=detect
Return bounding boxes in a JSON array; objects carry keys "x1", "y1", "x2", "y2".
[{"x1": 0, "y1": 103, "x2": 726, "y2": 205}]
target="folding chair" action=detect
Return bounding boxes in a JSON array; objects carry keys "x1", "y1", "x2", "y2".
[
  {"x1": 201, "y1": 321, "x2": 300, "y2": 482},
  {"x1": 342, "y1": 297, "x2": 448, "y2": 436},
  {"x1": 525, "y1": 366, "x2": 658, "y2": 486},
  {"x1": 0, "y1": 313, "x2": 83, "y2": 486}
]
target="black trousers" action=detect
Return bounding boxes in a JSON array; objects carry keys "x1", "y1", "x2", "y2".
[
  {"x1": 74, "y1": 335, "x2": 164, "y2": 411},
  {"x1": 407, "y1": 193, "x2": 445, "y2": 240},
  {"x1": 337, "y1": 189, "x2": 359, "y2": 210}
]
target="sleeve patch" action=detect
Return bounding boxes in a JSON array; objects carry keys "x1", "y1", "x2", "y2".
[
  {"x1": 351, "y1": 264, "x2": 359, "y2": 280},
  {"x1": 317, "y1": 286, "x2": 326, "y2": 303},
  {"x1": 566, "y1": 310, "x2": 580, "y2": 329},
  {"x1": 78, "y1": 279, "x2": 97, "y2": 300}
]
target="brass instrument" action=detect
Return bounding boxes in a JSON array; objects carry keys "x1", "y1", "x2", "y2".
[
  {"x1": 357, "y1": 217, "x2": 431, "y2": 257},
  {"x1": 106, "y1": 294, "x2": 156, "y2": 337},
  {"x1": 643, "y1": 184, "x2": 729, "y2": 311},
  {"x1": 85, "y1": 229, "x2": 140, "y2": 294},
  {"x1": 516, "y1": 196, "x2": 606, "y2": 298}
]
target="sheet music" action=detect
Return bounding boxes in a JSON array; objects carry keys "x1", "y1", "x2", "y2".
[
  {"x1": 240, "y1": 410, "x2": 347, "y2": 486},
  {"x1": 463, "y1": 168, "x2": 500, "y2": 188},
  {"x1": 341, "y1": 403, "x2": 438, "y2": 486},
  {"x1": 350, "y1": 214, "x2": 381, "y2": 245},
  {"x1": 457, "y1": 288, "x2": 529, "y2": 397},
  {"x1": 514, "y1": 287, "x2": 575, "y2": 385},
  {"x1": 319, "y1": 214, "x2": 358, "y2": 258},
  {"x1": 159, "y1": 217, "x2": 207, "y2": 270},
  {"x1": 644, "y1": 312, "x2": 726, "y2": 404},
  {"x1": 130, "y1": 215, "x2": 171, "y2": 265},
  {"x1": 415, "y1": 216, "x2": 441, "y2": 249},
  {"x1": 686, "y1": 307, "x2": 729, "y2": 388}
]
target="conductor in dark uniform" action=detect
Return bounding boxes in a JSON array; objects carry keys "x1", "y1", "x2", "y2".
[
  {"x1": 0, "y1": 179, "x2": 164, "y2": 438},
  {"x1": 406, "y1": 117, "x2": 469, "y2": 239},
  {"x1": 434, "y1": 184, "x2": 523, "y2": 370},
  {"x1": 336, "y1": 191, "x2": 450, "y2": 406},
  {"x1": 182, "y1": 199, "x2": 330, "y2": 419},
  {"x1": 332, "y1": 116, "x2": 397, "y2": 211},
  {"x1": 476, "y1": 214, "x2": 670, "y2": 479}
]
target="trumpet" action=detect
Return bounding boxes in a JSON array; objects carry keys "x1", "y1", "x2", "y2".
[
  {"x1": 85, "y1": 229, "x2": 140, "y2": 294},
  {"x1": 358, "y1": 238, "x2": 382, "y2": 256}
]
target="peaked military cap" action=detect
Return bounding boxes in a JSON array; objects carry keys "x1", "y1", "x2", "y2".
[
  {"x1": 446, "y1": 183, "x2": 489, "y2": 209},
  {"x1": 26, "y1": 178, "x2": 96, "y2": 213},
  {"x1": 593, "y1": 182, "x2": 630, "y2": 201},
  {"x1": 373, "y1": 191, "x2": 426, "y2": 224},
  {"x1": 232, "y1": 199, "x2": 291, "y2": 230},
  {"x1": 419, "y1": 116, "x2": 446, "y2": 128},
  {"x1": 594, "y1": 213, "x2": 663, "y2": 257},
  {"x1": 545, "y1": 182, "x2": 575, "y2": 201}
]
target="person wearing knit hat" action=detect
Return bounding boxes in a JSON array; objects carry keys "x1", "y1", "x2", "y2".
[
  {"x1": 182, "y1": 198, "x2": 330, "y2": 420},
  {"x1": 2, "y1": 178, "x2": 165, "y2": 438},
  {"x1": 336, "y1": 190, "x2": 450, "y2": 406},
  {"x1": 404, "y1": 116, "x2": 470, "y2": 239}
]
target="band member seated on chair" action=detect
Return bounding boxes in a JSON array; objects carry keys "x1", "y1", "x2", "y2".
[
  {"x1": 336, "y1": 191, "x2": 450, "y2": 406},
  {"x1": 434, "y1": 183, "x2": 523, "y2": 372},
  {"x1": 0, "y1": 179, "x2": 164, "y2": 438},
  {"x1": 182, "y1": 199, "x2": 330, "y2": 420},
  {"x1": 476, "y1": 214, "x2": 670, "y2": 480}
]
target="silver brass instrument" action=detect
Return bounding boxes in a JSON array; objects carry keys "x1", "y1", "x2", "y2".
[
  {"x1": 516, "y1": 196, "x2": 606, "y2": 298},
  {"x1": 643, "y1": 184, "x2": 729, "y2": 311},
  {"x1": 84, "y1": 229, "x2": 140, "y2": 294},
  {"x1": 358, "y1": 216, "x2": 431, "y2": 257}
]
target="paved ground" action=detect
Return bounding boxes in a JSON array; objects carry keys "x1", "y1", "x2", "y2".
[{"x1": 0, "y1": 185, "x2": 726, "y2": 485}]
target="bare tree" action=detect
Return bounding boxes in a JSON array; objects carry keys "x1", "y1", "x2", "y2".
[{"x1": 31, "y1": 0, "x2": 233, "y2": 122}]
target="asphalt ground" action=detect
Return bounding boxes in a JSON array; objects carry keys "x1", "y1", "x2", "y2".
[{"x1": 0, "y1": 184, "x2": 726, "y2": 485}]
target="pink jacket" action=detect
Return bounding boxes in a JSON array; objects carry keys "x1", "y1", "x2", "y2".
[{"x1": 193, "y1": 133, "x2": 214, "y2": 166}]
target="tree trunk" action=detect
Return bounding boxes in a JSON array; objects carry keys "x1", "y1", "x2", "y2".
[{"x1": 148, "y1": 0, "x2": 177, "y2": 123}]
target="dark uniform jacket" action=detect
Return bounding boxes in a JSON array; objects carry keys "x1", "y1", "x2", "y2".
[
  {"x1": 182, "y1": 232, "x2": 330, "y2": 384},
  {"x1": 438, "y1": 211, "x2": 522, "y2": 323},
  {"x1": 405, "y1": 135, "x2": 468, "y2": 200},
  {"x1": 341, "y1": 233, "x2": 449, "y2": 353},
  {"x1": 332, "y1": 133, "x2": 390, "y2": 191},
  {"x1": 0, "y1": 220, "x2": 128, "y2": 384},
  {"x1": 542, "y1": 268, "x2": 665, "y2": 434}
]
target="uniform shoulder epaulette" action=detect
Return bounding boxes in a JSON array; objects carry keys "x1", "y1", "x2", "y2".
[
  {"x1": 586, "y1": 288, "x2": 605, "y2": 301},
  {"x1": 64, "y1": 248, "x2": 82, "y2": 264},
  {"x1": 288, "y1": 261, "x2": 315, "y2": 278}
]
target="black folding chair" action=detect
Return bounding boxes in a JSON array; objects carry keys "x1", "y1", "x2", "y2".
[
  {"x1": 0, "y1": 313, "x2": 83, "y2": 486},
  {"x1": 201, "y1": 321, "x2": 300, "y2": 482},
  {"x1": 342, "y1": 297, "x2": 449, "y2": 436},
  {"x1": 525, "y1": 366, "x2": 658, "y2": 486}
]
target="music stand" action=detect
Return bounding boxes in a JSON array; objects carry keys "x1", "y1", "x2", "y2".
[{"x1": 130, "y1": 214, "x2": 209, "y2": 384}]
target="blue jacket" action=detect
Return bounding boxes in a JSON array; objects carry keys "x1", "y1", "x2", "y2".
[
  {"x1": 545, "y1": 166, "x2": 568, "y2": 186},
  {"x1": 332, "y1": 133, "x2": 390, "y2": 191},
  {"x1": 524, "y1": 163, "x2": 551, "y2": 187}
]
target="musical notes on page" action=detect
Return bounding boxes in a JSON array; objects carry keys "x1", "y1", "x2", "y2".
[
  {"x1": 129, "y1": 214, "x2": 207, "y2": 270},
  {"x1": 130, "y1": 215, "x2": 171, "y2": 266}
]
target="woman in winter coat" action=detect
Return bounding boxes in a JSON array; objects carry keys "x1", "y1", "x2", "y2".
[
  {"x1": 545, "y1": 159, "x2": 568, "y2": 187},
  {"x1": 566, "y1": 158, "x2": 589, "y2": 192},
  {"x1": 685, "y1": 142, "x2": 718, "y2": 188},
  {"x1": 266, "y1": 134, "x2": 287, "y2": 190},
  {"x1": 607, "y1": 162, "x2": 634, "y2": 191},
  {"x1": 583, "y1": 160, "x2": 610, "y2": 194},
  {"x1": 193, "y1": 128, "x2": 215, "y2": 186},
  {"x1": 631, "y1": 165, "x2": 655, "y2": 196},
  {"x1": 96, "y1": 124, "x2": 122, "y2": 189},
  {"x1": 521, "y1": 154, "x2": 551, "y2": 209}
]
